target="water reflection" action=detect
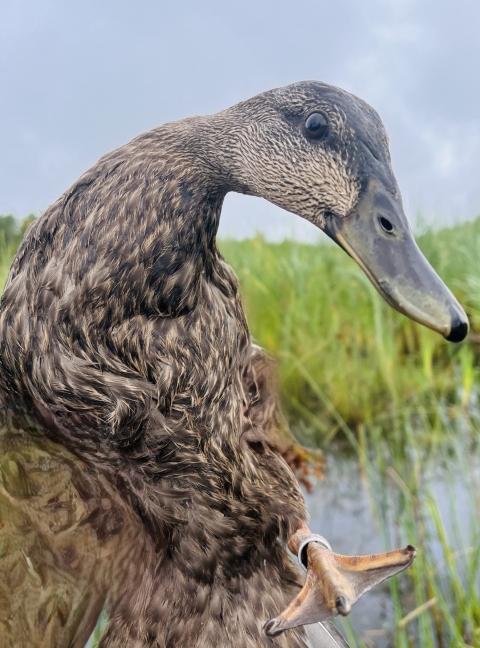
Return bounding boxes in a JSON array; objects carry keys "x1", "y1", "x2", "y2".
[{"x1": 305, "y1": 438, "x2": 480, "y2": 647}]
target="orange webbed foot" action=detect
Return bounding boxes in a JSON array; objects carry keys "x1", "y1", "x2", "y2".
[{"x1": 265, "y1": 531, "x2": 416, "y2": 637}]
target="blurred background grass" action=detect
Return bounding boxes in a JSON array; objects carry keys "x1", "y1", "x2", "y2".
[
  {"x1": 220, "y1": 219, "x2": 480, "y2": 440},
  {"x1": 1, "y1": 215, "x2": 479, "y2": 647},
  {"x1": 219, "y1": 220, "x2": 480, "y2": 647}
]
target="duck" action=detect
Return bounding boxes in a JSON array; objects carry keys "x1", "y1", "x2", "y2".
[{"x1": 0, "y1": 81, "x2": 468, "y2": 648}]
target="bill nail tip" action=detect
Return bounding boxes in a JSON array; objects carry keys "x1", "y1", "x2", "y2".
[
  {"x1": 336, "y1": 596, "x2": 351, "y2": 616},
  {"x1": 264, "y1": 619, "x2": 282, "y2": 637}
]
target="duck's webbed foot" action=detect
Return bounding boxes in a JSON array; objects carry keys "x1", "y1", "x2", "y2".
[{"x1": 265, "y1": 525, "x2": 416, "y2": 637}]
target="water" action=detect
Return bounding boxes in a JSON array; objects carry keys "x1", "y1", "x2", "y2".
[
  {"x1": 306, "y1": 438, "x2": 480, "y2": 647},
  {"x1": 306, "y1": 451, "x2": 398, "y2": 646}
]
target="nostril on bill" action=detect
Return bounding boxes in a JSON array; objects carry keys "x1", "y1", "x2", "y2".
[{"x1": 446, "y1": 308, "x2": 469, "y2": 343}]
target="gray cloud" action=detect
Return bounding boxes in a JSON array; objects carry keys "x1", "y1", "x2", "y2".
[{"x1": 1, "y1": 0, "x2": 480, "y2": 240}]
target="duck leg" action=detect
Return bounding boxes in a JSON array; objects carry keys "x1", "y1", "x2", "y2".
[{"x1": 265, "y1": 524, "x2": 416, "y2": 637}]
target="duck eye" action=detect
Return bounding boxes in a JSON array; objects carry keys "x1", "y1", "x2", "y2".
[{"x1": 304, "y1": 112, "x2": 329, "y2": 140}]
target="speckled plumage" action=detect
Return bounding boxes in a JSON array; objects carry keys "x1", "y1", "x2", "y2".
[{"x1": 0, "y1": 81, "x2": 396, "y2": 647}]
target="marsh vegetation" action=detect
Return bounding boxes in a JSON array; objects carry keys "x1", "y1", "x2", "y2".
[{"x1": 220, "y1": 219, "x2": 480, "y2": 647}]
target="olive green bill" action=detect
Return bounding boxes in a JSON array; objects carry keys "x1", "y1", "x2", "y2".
[
  {"x1": 264, "y1": 542, "x2": 416, "y2": 637},
  {"x1": 324, "y1": 179, "x2": 469, "y2": 342}
]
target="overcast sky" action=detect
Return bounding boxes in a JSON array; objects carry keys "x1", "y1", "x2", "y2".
[{"x1": 2, "y1": 0, "x2": 480, "y2": 241}]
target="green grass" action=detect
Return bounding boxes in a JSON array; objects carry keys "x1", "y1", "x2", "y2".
[
  {"x1": 221, "y1": 219, "x2": 480, "y2": 646},
  {"x1": 1, "y1": 214, "x2": 479, "y2": 646},
  {"x1": 219, "y1": 218, "x2": 480, "y2": 440},
  {"x1": 0, "y1": 214, "x2": 35, "y2": 290}
]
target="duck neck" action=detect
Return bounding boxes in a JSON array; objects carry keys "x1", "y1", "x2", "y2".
[
  {"x1": 116, "y1": 112, "x2": 251, "y2": 316},
  {"x1": 0, "y1": 120, "x2": 244, "y2": 420},
  {"x1": 84, "y1": 121, "x2": 240, "y2": 315}
]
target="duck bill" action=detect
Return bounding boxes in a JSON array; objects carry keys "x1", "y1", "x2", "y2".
[{"x1": 325, "y1": 179, "x2": 469, "y2": 342}]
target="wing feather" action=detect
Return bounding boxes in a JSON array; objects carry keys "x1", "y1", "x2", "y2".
[{"x1": 0, "y1": 422, "x2": 119, "y2": 647}]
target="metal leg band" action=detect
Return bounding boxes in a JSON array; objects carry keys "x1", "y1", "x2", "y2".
[{"x1": 297, "y1": 533, "x2": 332, "y2": 571}]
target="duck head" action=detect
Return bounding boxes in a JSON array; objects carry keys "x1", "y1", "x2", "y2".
[{"x1": 217, "y1": 81, "x2": 468, "y2": 341}]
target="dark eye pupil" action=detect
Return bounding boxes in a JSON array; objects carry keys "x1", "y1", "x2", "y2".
[
  {"x1": 304, "y1": 112, "x2": 328, "y2": 140},
  {"x1": 379, "y1": 216, "x2": 394, "y2": 233}
]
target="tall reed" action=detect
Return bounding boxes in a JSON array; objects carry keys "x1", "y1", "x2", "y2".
[{"x1": 220, "y1": 218, "x2": 480, "y2": 438}]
